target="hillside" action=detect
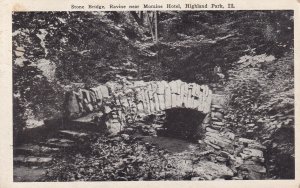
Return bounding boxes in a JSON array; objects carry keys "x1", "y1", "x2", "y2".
[{"x1": 12, "y1": 11, "x2": 294, "y2": 180}]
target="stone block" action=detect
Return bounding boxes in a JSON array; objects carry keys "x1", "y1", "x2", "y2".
[
  {"x1": 216, "y1": 156, "x2": 227, "y2": 162},
  {"x1": 171, "y1": 93, "x2": 177, "y2": 108},
  {"x1": 151, "y1": 82, "x2": 158, "y2": 92},
  {"x1": 81, "y1": 89, "x2": 91, "y2": 102},
  {"x1": 248, "y1": 143, "x2": 267, "y2": 150},
  {"x1": 180, "y1": 83, "x2": 187, "y2": 107},
  {"x1": 211, "y1": 94, "x2": 227, "y2": 106},
  {"x1": 203, "y1": 114, "x2": 211, "y2": 124},
  {"x1": 212, "y1": 104, "x2": 223, "y2": 109},
  {"x1": 204, "y1": 89, "x2": 212, "y2": 113},
  {"x1": 89, "y1": 91, "x2": 97, "y2": 103},
  {"x1": 90, "y1": 88, "x2": 99, "y2": 101},
  {"x1": 59, "y1": 130, "x2": 88, "y2": 138},
  {"x1": 240, "y1": 163, "x2": 266, "y2": 174},
  {"x1": 219, "y1": 151, "x2": 232, "y2": 159},
  {"x1": 157, "y1": 94, "x2": 165, "y2": 110},
  {"x1": 223, "y1": 131, "x2": 235, "y2": 140},
  {"x1": 197, "y1": 91, "x2": 204, "y2": 111},
  {"x1": 206, "y1": 127, "x2": 219, "y2": 133},
  {"x1": 213, "y1": 121, "x2": 225, "y2": 126},
  {"x1": 120, "y1": 97, "x2": 129, "y2": 107},
  {"x1": 147, "y1": 89, "x2": 155, "y2": 112},
  {"x1": 106, "y1": 120, "x2": 122, "y2": 135},
  {"x1": 169, "y1": 80, "x2": 178, "y2": 93},
  {"x1": 203, "y1": 96, "x2": 212, "y2": 114},
  {"x1": 205, "y1": 135, "x2": 231, "y2": 148},
  {"x1": 87, "y1": 104, "x2": 94, "y2": 112},
  {"x1": 175, "y1": 81, "x2": 183, "y2": 107},
  {"x1": 187, "y1": 87, "x2": 193, "y2": 108},
  {"x1": 242, "y1": 148, "x2": 263, "y2": 158},
  {"x1": 192, "y1": 84, "x2": 200, "y2": 109},
  {"x1": 67, "y1": 92, "x2": 80, "y2": 116},
  {"x1": 204, "y1": 140, "x2": 221, "y2": 150},
  {"x1": 211, "y1": 124, "x2": 222, "y2": 130},
  {"x1": 164, "y1": 83, "x2": 172, "y2": 109},
  {"x1": 104, "y1": 106, "x2": 112, "y2": 113},
  {"x1": 156, "y1": 81, "x2": 166, "y2": 95},
  {"x1": 212, "y1": 111, "x2": 224, "y2": 120},
  {"x1": 206, "y1": 132, "x2": 231, "y2": 143},
  {"x1": 153, "y1": 93, "x2": 160, "y2": 111},
  {"x1": 136, "y1": 102, "x2": 144, "y2": 112},
  {"x1": 143, "y1": 89, "x2": 151, "y2": 113},
  {"x1": 99, "y1": 85, "x2": 110, "y2": 98},
  {"x1": 182, "y1": 83, "x2": 188, "y2": 108},
  {"x1": 239, "y1": 138, "x2": 256, "y2": 144}
]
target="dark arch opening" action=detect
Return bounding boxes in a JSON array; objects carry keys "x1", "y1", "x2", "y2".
[{"x1": 161, "y1": 108, "x2": 206, "y2": 142}]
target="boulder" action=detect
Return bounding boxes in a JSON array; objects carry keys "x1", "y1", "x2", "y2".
[
  {"x1": 99, "y1": 85, "x2": 110, "y2": 98},
  {"x1": 248, "y1": 143, "x2": 267, "y2": 150},
  {"x1": 81, "y1": 89, "x2": 91, "y2": 102},
  {"x1": 216, "y1": 156, "x2": 227, "y2": 162},
  {"x1": 204, "y1": 140, "x2": 221, "y2": 150},
  {"x1": 191, "y1": 177, "x2": 202, "y2": 181},
  {"x1": 121, "y1": 134, "x2": 130, "y2": 141},
  {"x1": 223, "y1": 131, "x2": 235, "y2": 140},
  {"x1": 203, "y1": 114, "x2": 211, "y2": 124},
  {"x1": 239, "y1": 138, "x2": 256, "y2": 144},
  {"x1": 205, "y1": 133, "x2": 231, "y2": 148},
  {"x1": 242, "y1": 148, "x2": 264, "y2": 158},
  {"x1": 212, "y1": 104, "x2": 223, "y2": 109},
  {"x1": 213, "y1": 121, "x2": 225, "y2": 126},
  {"x1": 206, "y1": 127, "x2": 219, "y2": 133},
  {"x1": 211, "y1": 111, "x2": 224, "y2": 120},
  {"x1": 239, "y1": 164, "x2": 266, "y2": 174},
  {"x1": 66, "y1": 92, "x2": 80, "y2": 117}
]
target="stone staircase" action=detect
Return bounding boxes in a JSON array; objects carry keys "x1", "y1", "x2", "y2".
[
  {"x1": 13, "y1": 125, "x2": 95, "y2": 182},
  {"x1": 200, "y1": 82, "x2": 267, "y2": 180}
]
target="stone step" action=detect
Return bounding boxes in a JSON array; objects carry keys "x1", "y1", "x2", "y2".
[
  {"x1": 204, "y1": 140, "x2": 221, "y2": 150},
  {"x1": 14, "y1": 144, "x2": 60, "y2": 156},
  {"x1": 65, "y1": 112, "x2": 106, "y2": 132},
  {"x1": 213, "y1": 121, "x2": 225, "y2": 126},
  {"x1": 211, "y1": 124, "x2": 222, "y2": 130},
  {"x1": 40, "y1": 138, "x2": 75, "y2": 148},
  {"x1": 14, "y1": 144, "x2": 40, "y2": 155},
  {"x1": 58, "y1": 130, "x2": 89, "y2": 140},
  {"x1": 13, "y1": 166, "x2": 47, "y2": 182},
  {"x1": 206, "y1": 127, "x2": 220, "y2": 133},
  {"x1": 14, "y1": 155, "x2": 53, "y2": 166},
  {"x1": 212, "y1": 104, "x2": 223, "y2": 109}
]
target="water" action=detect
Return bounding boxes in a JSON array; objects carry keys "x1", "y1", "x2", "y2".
[{"x1": 140, "y1": 135, "x2": 199, "y2": 154}]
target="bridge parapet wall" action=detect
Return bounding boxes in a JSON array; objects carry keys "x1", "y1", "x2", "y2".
[{"x1": 65, "y1": 80, "x2": 212, "y2": 133}]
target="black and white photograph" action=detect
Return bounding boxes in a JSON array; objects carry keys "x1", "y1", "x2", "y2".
[{"x1": 11, "y1": 10, "x2": 294, "y2": 182}]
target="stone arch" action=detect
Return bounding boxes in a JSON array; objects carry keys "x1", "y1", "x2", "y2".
[{"x1": 65, "y1": 80, "x2": 213, "y2": 135}]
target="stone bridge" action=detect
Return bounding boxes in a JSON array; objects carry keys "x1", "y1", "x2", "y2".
[
  {"x1": 65, "y1": 80, "x2": 213, "y2": 134},
  {"x1": 64, "y1": 79, "x2": 267, "y2": 179}
]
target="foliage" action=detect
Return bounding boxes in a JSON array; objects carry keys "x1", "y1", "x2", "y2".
[
  {"x1": 143, "y1": 11, "x2": 293, "y2": 84},
  {"x1": 44, "y1": 135, "x2": 180, "y2": 181},
  {"x1": 12, "y1": 11, "x2": 147, "y2": 130},
  {"x1": 230, "y1": 79, "x2": 263, "y2": 114},
  {"x1": 13, "y1": 11, "x2": 293, "y2": 130},
  {"x1": 13, "y1": 97, "x2": 26, "y2": 144},
  {"x1": 224, "y1": 53, "x2": 294, "y2": 179},
  {"x1": 12, "y1": 11, "x2": 295, "y2": 180}
]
